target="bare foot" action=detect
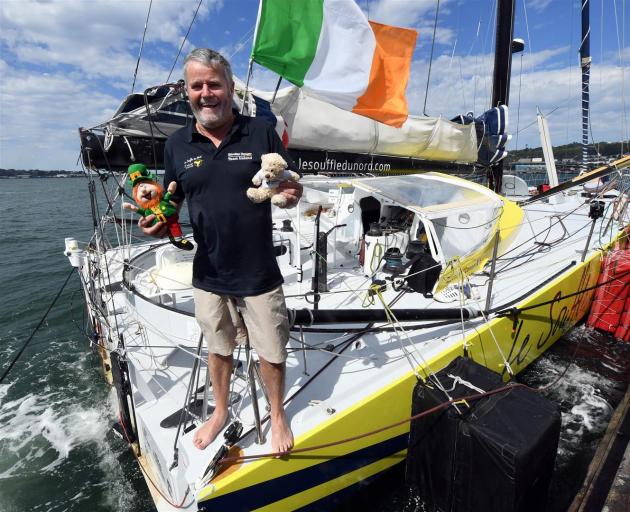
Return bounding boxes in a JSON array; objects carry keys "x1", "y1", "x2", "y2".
[
  {"x1": 271, "y1": 411, "x2": 294, "y2": 455},
  {"x1": 193, "y1": 409, "x2": 228, "y2": 450}
]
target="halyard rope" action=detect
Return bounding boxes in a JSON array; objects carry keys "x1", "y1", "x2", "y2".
[
  {"x1": 217, "y1": 323, "x2": 591, "y2": 466},
  {"x1": 217, "y1": 379, "x2": 554, "y2": 465},
  {"x1": 0, "y1": 269, "x2": 75, "y2": 384}
]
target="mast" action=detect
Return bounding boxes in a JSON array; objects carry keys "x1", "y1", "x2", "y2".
[
  {"x1": 579, "y1": 0, "x2": 591, "y2": 173},
  {"x1": 488, "y1": 0, "x2": 516, "y2": 193}
]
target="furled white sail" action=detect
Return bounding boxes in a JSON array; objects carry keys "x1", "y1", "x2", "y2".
[
  {"x1": 82, "y1": 77, "x2": 480, "y2": 171},
  {"x1": 238, "y1": 80, "x2": 479, "y2": 164}
]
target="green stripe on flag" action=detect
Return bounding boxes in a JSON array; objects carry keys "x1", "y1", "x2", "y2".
[{"x1": 251, "y1": 0, "x2": 324, "y2": 87}]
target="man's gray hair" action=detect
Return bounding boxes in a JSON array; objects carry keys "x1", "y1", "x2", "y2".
[{"x1": 183, "y1": 48, "x2": 234, "y2": 88}]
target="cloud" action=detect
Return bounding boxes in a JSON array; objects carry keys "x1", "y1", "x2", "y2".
[
  {"x1": 520, "y1": 47, "x2": 569, "y2": 69},
  {"x1": 0, "y1": 1, "x2": 627, "y2": 171},
  {"x1": 404, "y1": 49, "x2": 629, "y2": 148},
  {"x1": 250, "y1": 66, "x2": 287, "y2": 91},
  {"x1": 0, "y1": 0, "x2": 223, "y2": 170},
  {"x1": 0, "y1": 0, "x2": 220, "y2": 88},
  {"x1": 609, "y1": 45, "x2": 630, "y2": 64},
  {"x1": 527, "y1": 0, "x2": 553, "y2": 12},
  {"x1": 0, "y1": 61, "x2": 122, "y2": 170},
  {"x1": 368, "y1": 0, "x2": 445, "y2": 28},
  {"x1": 367, "y1": 0, "x2": 455, "y2": 46}
]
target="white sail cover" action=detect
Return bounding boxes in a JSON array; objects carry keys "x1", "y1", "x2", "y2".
[
  {"x1": 239, "y1": 81, "x2": 479, "y2": 164},
  {"x1": 88, "y1": 78, "x2": 479, "y2": 168}
]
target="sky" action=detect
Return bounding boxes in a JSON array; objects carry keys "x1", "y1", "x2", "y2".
[{"x1": 0, "y1": 0, "x2": 628, "y2": 171}]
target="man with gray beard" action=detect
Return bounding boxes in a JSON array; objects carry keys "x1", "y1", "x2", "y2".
[{"x1": 140, "y1": 48, "x2": 301, "y2": 454}]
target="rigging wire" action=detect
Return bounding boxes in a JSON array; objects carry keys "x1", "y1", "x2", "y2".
[
  {"x1": 565, "y1": 0, "x2": 576, "y2": 145},
  {"x1": 612, "y1": 0, "x2": 628, "y2": 152},
  {"x1": 218, "y1": 327, "x2": 590, "y2": 464},
  {"x1": 166, "y1": 0, "x2": 204, "y2": 84},
  {"x1": 143, "y1": 87, "x2": 163, "y2": 172},
  {"x1": 423, "y1": 0, "x2": 441, "y2": 116},
  {"x1": 457, "y1": 13, "x2": 485, "y2": 114},
  {"x1": 457, "y1": 39, "x2": 468, "y2": 109},
  {"x1": 521, "y1": 0, "x2": 534, "y2": 59},
  {"x1": 513, "y1": 0, "x2": 534, "y2": 147},
  {"x1": 497, "y1": 268, "x2": 630, "y2": 317},
  {"x1": 0, "y1": 269, "x2": 75, "y2": 384},
  {"x1": 78, "y1": 192, "x2": 605, "y2": 316},
  {"x1": 483, "y1": 0, "x2": 498, "y2": 110},
  {"x1": 242, "y1": 320, "x2": 596, "y2": 464},
  {"x1": 83, "y1": 172, "x2": 127, "y2": 345},
  {"x1": 131, "y1": 0, "x2": 153, "y2": 94},
  {"x1": 604, "y1": 0, "x2": 608, "y2": 136},
  {"x1": 515, "y1": 104, "x2": 562, "y2": 134},
  {"x1": 228, "y1": 26, "x2": 256, "y2": 60},
  {"x1": 456, "y1": 263, "x2": 473, "y2": 355},
  {"x1": 474, "y1": 24, "x2": 483, "y2": 114},
  {"x1": 73, "y1": 165, "x2": 628, "y2": 376},
  {"x1": 237, "y1": 261, "x2": 621, "y2": 470},
  {"x1": 40, "y1": 257, "x2": 630, "y2": 355},
  {"x1": 81, "y1": 133, "x2": 136, "y2": 252},
  {"x1": 143, "y1": 85, "x2": 183, "y2": 139},
  {"x1": 93, "y1": 199, "x2": 626, "y2": 342},
  {"x1": 443, "y1": 0, "x2": 461, "y2": 110},
  {"x1": 445, "y1": 36, "x2": 458, "y2": 109},
  {"x1": 514, "y1": 52, "x2": 523, "y2": 151}
]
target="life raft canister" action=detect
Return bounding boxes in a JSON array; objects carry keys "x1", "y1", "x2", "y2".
[{"x1": 587, "y1": 243, "x2": 630, "y2": 342}]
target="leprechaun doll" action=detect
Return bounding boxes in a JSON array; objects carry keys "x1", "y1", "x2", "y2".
[{"x1": 123, "y1": 163, "x2": 193, "y2": 251}]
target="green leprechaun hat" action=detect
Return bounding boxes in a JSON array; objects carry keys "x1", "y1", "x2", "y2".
[{"x1": 127, "y1": 163, "x2": 156, "y2": 187}]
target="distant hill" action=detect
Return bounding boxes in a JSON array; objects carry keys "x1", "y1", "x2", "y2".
[
  {"x1": 507, "y1": 141, "x2": 628, "y2": 163},
  {"x1": 3, "y1": 140, "x2": 628, "y2": 176},
  {"x1": 0, "y1": 169, "x2": 83, "y2": 178}
]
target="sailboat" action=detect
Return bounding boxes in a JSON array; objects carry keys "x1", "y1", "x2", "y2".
[
  {"x1": 78, "y1": 72, "x2": 481, "y2": 174},
  {"x1": 67, "y1": 1, "x2": 630, "y2": 510}
]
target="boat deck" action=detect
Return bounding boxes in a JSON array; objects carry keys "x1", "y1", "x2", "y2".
[{"x1": 84, "y1": 182, "x2": 628, "y2": 510}]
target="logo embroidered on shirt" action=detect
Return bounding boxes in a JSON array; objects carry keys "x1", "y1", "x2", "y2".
[
  {"x1": 227, "y1": 152, "x2": 253, "y2": 161},
  {"x1": 184, "y1": 156, "x2": 204, "y2": 169}
]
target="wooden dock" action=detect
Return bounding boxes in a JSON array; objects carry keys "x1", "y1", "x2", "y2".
[{"x1": 569, "y1": 383, "x2": 630, "y2": 511}]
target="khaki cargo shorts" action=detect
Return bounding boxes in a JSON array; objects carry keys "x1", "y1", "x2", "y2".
[{"x1": 193, "y1": 285, "x2": 290, "y2": 364}]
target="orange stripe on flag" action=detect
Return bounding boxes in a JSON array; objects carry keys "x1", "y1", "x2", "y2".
[{"x1": 352, "y1": 21, "x2": 417, "y2": 128}]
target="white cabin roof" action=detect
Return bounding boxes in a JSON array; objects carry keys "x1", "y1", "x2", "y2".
[{"x1": 351, "y1": 173, "x2": 502, "y2": 218}]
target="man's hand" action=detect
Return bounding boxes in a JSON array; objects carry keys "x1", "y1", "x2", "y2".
[
  {"x1": 276, "y1": 180, "x2": 303, "y2": 208},
  {"x1": 139, "y1": 215, "x2": 169, "y2": 238}
]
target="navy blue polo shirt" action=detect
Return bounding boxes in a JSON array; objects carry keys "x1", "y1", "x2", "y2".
[{"x1": 163, "y1": 113, "x2": 296, "y2": 296}]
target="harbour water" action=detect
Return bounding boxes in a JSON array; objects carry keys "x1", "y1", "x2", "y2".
[{"x1": 1, "y1": 177, "x2": 628, "y2": 511}]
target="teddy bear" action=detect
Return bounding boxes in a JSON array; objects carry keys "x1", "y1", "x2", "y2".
[
  {"x1": 246, "y1": 153, "x2": 300, "y2": 208},
  {"x1": 122, "y1": 163, "x2": 194, "y2": 251}
]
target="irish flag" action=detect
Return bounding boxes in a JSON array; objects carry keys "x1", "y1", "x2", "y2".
[{"x1": 251, "y1": 0, "x2": 418, "y2": 128}]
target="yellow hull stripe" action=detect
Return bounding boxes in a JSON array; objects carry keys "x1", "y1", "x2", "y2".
[{"x1": 199, "y1": 248, "x2": 607, "y2": 508}]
